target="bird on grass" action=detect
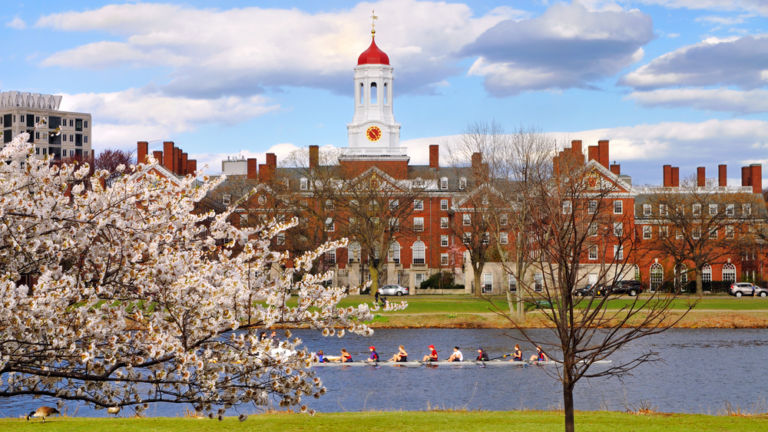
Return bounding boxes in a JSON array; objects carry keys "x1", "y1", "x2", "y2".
[
  {"x1": 26, "y1": 406, "x2": 60, "y2": 422},
  {"x1": 107, "y1": 406, "x2": 121, "y2": 416}
]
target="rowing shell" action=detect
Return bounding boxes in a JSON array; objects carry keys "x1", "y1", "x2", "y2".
[{"x1": 310, "y1": 360, "x2": 612, "y2": 367}]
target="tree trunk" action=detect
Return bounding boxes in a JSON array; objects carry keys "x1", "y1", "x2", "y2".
[
  {"x1": 473, "y1": 269, "x2": 482, "y2": 297},
  {"x1": 369, "y1": 265, "x2": 380, "y2": 295},
  {"x1": 695, "y1": 267, "x2": 703, "y2": 297},
  {"x1": 563, "y1": 377, "x2": 575, "y2": 432},
  {"x1": 504, "y1": 288, "x2": 515, "y2": 315}
]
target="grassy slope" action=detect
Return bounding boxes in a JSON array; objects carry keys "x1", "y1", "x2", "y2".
[{"x1": 5, "y1": 411, "x2": 768, "y2": 432}]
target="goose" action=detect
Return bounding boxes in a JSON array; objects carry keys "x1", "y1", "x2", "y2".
[
  {"x1": 107, "y1": 406, "x2": 121, "y2": 416},
  {"x1": 26, "y1": 406, "x2": 60, "y2": 422}
]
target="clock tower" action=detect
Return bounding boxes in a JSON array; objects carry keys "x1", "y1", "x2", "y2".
[{"x1": 343, "y1": 16, "x2": 405, "y2": 161}]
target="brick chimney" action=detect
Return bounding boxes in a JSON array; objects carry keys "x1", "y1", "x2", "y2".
[
  {"x1": 309, "y1": 145, "x2": 319, "y2": 171},
  {"x1": 750, "y1": 164, "x2": 762, "y2": 194},
  {"x1": 247, "y1": 158, "x2": 258, "y2": 180},
  {"x1": 697, "y1": 167, "x2": 706, "y2": 187},
  {"x1": 663, "y1": 165, "x2": 671, "y2": 187},
  {"x1": 137, "y1": 141, "x2": 148, "y2": 164},
  {"x1": 187, "y1": 159, "x2": 197, "y2": 174},
  {"x1": 429, "y1": 144, "x2": 439, "y2": 169},
  {"x1": 742, "y1": 166, "x2": 751, "y2": 187},
  {"x1": 597, "y1": 140, "x2": 610, "y2": 169},
  {"x1": 153, "y1": 150, "x2": 163, "y2": 163},
  {"x1": 266, "y1": 153, "x2": 277, "y2": 168},
  {"x1": 671, "y1": 167, "x2": 679, "y2": 187},
  {"x1": 719, "y1": 164, "x2": 727, "y2": 187},
  {"x1": 571, "y1": 140, "x2": 583, "y2": 164},
  {"x1": 174, "y1": 147, "x2": 182, "y2": 175},
  {"x1": 181, "y1": 152, "x2": 188, "y2": 175},
  {"x1": 610, "y1": 164, "x2": 621, "y2": 175},
  {"x1": 163, "y1": 141, "x2": 174, "y2": 171},
  {"x1": 588, "y1": 145, "x2": 598, "y2": 163}
]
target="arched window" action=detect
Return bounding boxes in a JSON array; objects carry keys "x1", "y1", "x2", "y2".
[
  {"x1": 412, "y1": 241, "x2": 425, "y2": 265},
  {"x1": 702, "y1": 264, "x2": 712, "y2": 283},
  {"x1": 633, "y1": 264, "x2": 641, "y2": 281},
  {"x1": 370, "y1": 82, "x2": 378, "y2": 104},
  {"x1": 359, "y1": 82, "x2": 364, "y2": 104},
  {"x1": 650, "y1": 263, "x2": 663, "y2": 292},
  {"x1": 383, "y1": 82, "x2": 388, "y2": 104},
  {"x1": 722, "y1": 263, "x2": 736, "y2": 282},
  {"x1": 389, "y1": 241, "x2": 401, "y2": 264}
]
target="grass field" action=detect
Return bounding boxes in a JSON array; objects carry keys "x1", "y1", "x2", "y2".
[{"x1": 5, "y1": 411, "x2": 768, "y2": 432}]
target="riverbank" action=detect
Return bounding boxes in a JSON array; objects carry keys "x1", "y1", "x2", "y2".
[
  {"x1": 6, "y1": 410, "x2": 768, "y2": 431},
  {"x1": 339, "y1": 295, "x2": 768, "y2": 329}
]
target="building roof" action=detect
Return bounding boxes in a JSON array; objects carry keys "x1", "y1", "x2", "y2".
[{"x1": 357, "y1": 36, "x2": 390, "y2": 66}]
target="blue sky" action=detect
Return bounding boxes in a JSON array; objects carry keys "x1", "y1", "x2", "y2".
[{"x1": 2, "y1": 0, "x2": 767, "y2": 185}]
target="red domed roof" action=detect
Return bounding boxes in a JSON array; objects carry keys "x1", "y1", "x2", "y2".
[{"x1": 357, "y1": 37, "x2": 389, "y2": 65}]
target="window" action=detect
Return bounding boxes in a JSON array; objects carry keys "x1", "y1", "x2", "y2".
[
  {"x1": 440, "y1": 199, "x2": 448, "y2": 210},
  {"x1": 482, "y1": 273, "x2": 493, "y2": 293},
  {"x1": 650, "y1": 263, "x2": 663, "y2": 291},
  {"x1": 499, "y1": 232, "x2": 508, "y2": 245},
  {"x1": 413, "y1": 217, "x2": 424, "y2": 232},
  {"x1": 325, "y1": 199, "x2": 334, "y2": 210},
  {"x1": 440, "y1": 253, "x2": 449, "y2": 266},
  {"x1": 383, "y1": 82, "x2": 388, "y2": 104},
  {"x1": 463, "y1": 214, "x2": 471, "y2": 226},
  {"x1": 463, "y1": 232, "x2": 472, "y2": 243},
  {"x1": 389, "y1": 218, "x2": 399, "y2": 231},
  {"x1": 613, "y1": 222, "x2": 623, "y2": 237},
  {"x1": 459, "y1": 177, "x2": 467, "y2": 190},
  {"x1": 562, "y1": 200, "x2": 572, "y2": 214},
  {"x1": 613, "y1": 245, "x2": 623, "y2": 260},
  {"x1": 613, "y1": 200, "x2": 623, "y2": 214},
  {"x1": 588, "y1": 222, "x2": 598, "y2": 237},
  {"x1": 709, "y1": 204, "x2": 718, "y2": 216},
  {"x1": 413, "y1": 178, "x2": 423, "y2": 188},
  {"x1": 676, "y1": 229, "x2": 683, "y2": 239},
  {"x1": 481, "y1": 195, "x2": 489, "y2": 206},
  {"x1": 500, "y1": 214, "x2": 508, "y2": 226},
  {"x1": 533, "y1": 273, "x2": 543, "y2": 292},
  {"x1": 726, "y1": 204, "x2": 735, "y2": 216},
  {"x1": 412, "y1": 241, "x2": 426, "y2": 265},
  {"x1": 359, "y1": 82, "x2": 364, "y2": 104},
  {"x1": 588, "y1": 200, "x2": 597, "y2": 214},
  {"x1": 692, "y1": 226, "x2": 701, "y2": 239},
  {"x1": 643, "y1": 204, "x2": 651, "y2": 216},
  {"x1": 370, "y1": 82, "x2": 377, "y2": 104},
  {"x1": 348, "y1": 242, "x2": 360, "y2": 262},
  {"x1": 722, "y1": 263, "x2": 736, "y2": 283},
  {"x1": 325, "y1": 250, "x2": 336, "y2": 265},
  {"x1": 660, "y1": 226, "x2": 669, "y2": 238},
  {"x1": 660, "y1": 204, "x2": 668, "y2": 216},
  {"x1": 440, "y1": 235, "x2": 449, "y2": 247},
  {"x1": 726, "y1": 225, "x2": 735, "y2": 239},
  {"x1": 389, "y1": 242, "x2": 401, "y2": 263},
  {"x1": 84, "y1": 135, "x2": 88, "y2": 144},
  {"x1": 743, "y1": 203, "x2": 752, "y2": 216},
  {"x1": 692, "y1": 203, "x2": 701, "y2": 216},
  {"x1": 222, "y1": 194, "x2": 231, "y2": 206},
  {"x1": 588, "y1": 245, "x2": 598, "y2": 260},
  {"x1": 440, "y1": 177, "x2": 448, "y2": 190},
  {"x1": 440, "y1": 217, "x2": 448, "y2": 229},
  {"x1": 276, "y1": 233, "x2": 285, "y2": 245},
  {"x1": 325, "y1": 218, "x2": 334, "y2": 232},
  {"x1": 414, "y1": 200, "x2": 423, "y2": 211},
  {"x1": 643, "y1": 225, "x2": 652, "y2": 239},
  {"x1": 508, "y1": 274, "x2": 517, "y2": 292},
  {"x1": 482, "y1": 232, "x2": 490, "y2": 245},
  {"x1": 84, "y1": 120, "x2": 88, "y2": 128},
  {"x1": 702, "y1": 264, "x2": 712, "y2": 283}
]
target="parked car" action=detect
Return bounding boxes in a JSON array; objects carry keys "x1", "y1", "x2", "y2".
[
  {"x1": 379, "y1": 284, "x2": 409, "y2": 296},
  {"x1": 608, "y1": 280, "x2": 644, "y2": 296},
  {"x1": 729, "y1": 282, "x2": 768, "y2": 298},
  {"x1": 573, "y1": 285, "x2": 596, "y2": 297}
]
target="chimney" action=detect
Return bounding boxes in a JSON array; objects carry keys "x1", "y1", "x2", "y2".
[
  {"x1": 742, "y1": 166, "x2": 751, "y2": 187},
  {"x1": 697, "y1": 167, "x2": 706, "y2": 187},
  {"x1": 266, "y1": 153, "x2": 277, "y2": 168},
  {"x1": 553, "y1": 154, "x2": 561, "y2": 177},
  {"x1": 750, "y1": 164, "x2": 762, "y2": 194},
  {"x1": 181, "y1": 152, "x2": 188, "y2": 175},
  {"x1": 309, "y1": 145, "x2": 319, "y2": 171},
  {"x1": 571, "y1": 140, "x2": 583, "y2": 165},
  {"x1": 247, "y1": 158, "x2": 258, "y2": 180},
  {"x1": 163, "y1": 141, "x2": 174, "y2": 171},
  {"x1": 187, "y1": 159, "x2": 197, "y2": 174},
  {"x1": 598, "y1": 140, "x2": 610, "y2": 169},
  {"x1": 718, "y1": 164, "x2": 727, "y2": 187},
  {"x1": 429, "y1": 144, "x2": 439, "y2": 169},
  {"x1": 671, "y1": 167, "x2": 679, "y2": 187},
  {"x1": 153, "y1": 150, "x2": 163, "y2": 164},
  {"x1": 663, "y1": 165, "x2": 671, "y2": 187},
  {"x1": 259, "y1": 163, "x2": 274, "y2": 182},
  {"x1": 610, "y1": 164, "x2": 621, "y2": 175},
  {"x1": 471, "y1": 152, "x2": 482, "y2": 171},
  {"x1": 174, "y1": 147, "x2": 182, "y2": 175},
  {"x1": 137, "y1": 141, "x2": 148, "y2": 164},
  {"x1": 588, "y1": 145, "x2": 598, "y2": 163}
]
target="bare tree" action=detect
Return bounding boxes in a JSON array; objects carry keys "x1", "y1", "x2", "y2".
[{"x1": 490, "y1": 141, "x2": 691, "y2": 432}]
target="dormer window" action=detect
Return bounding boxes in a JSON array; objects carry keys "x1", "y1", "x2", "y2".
[
  {"x1": 459, "y1": 177, "x2": 467, "y2": 190},
  {"x1": 440, "y1": 177, "x2": 448, "y2": 190},
  {"x1": 222, "y1": 194, "x2": 231, "y2": 206},
  {"x1": 413, "y1": 177, "x2": 424, "y2": 188},
  {"x1": 300, "y1": 177, "x2": 308, "y2": 190}
]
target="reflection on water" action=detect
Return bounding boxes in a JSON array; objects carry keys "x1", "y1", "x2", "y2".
[{"x1": 1, "y1": 328, "x2": 767, "y2": 417}]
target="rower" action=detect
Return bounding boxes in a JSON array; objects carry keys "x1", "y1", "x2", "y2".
[
  {"x1": 476, "y1": 347, "x2": 489, "y2": 361},
  {"x1": 448, "y1": 346, "x2": 463, "y2": 362},
  {"x1": 367, "y1": 346, "x2": 379, "y2": 363},
  {"x1": 389, "y1": 345, "x2": 408, "y2": 362},
  {"x1": 422, "y1": 344, "x2": 438, "y2": 362},
  {"x1": 510, "y1": 344, "x2": 523, "y2": 362},
  {"x1": 315, "y1": 350, "x2": 328, "y2": 363},
  {"x1": 339, "y1": 348, "x2": 353, "y2": 363},
  {"x1": 530, "y1": 346, "x2": 548, "y2": 363}
]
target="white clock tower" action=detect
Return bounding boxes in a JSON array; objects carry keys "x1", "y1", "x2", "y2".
[{"x1": 343, "y1": 18, "x2": 405, "y2": 160}]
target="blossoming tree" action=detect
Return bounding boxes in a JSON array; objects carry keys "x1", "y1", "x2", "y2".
[{"x1": 0, "y1": 133, "x2": 389, "y2": 414}]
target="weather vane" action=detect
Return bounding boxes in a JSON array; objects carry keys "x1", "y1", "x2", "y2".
[{"x1": 371, "y1": 9, "x2": 378, "y2": 36}]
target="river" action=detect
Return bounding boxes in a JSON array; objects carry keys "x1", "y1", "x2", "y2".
[{"x1": 2, "y1": 328, "x2": 766, "y2": 417}]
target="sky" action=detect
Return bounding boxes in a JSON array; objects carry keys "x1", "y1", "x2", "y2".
[{"x1": 2, "y1": 0, "x2": 767, "y2": 186}]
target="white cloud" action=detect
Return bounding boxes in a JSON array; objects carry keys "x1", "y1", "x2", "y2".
[
  {"x1": 636, "y1": 0, "x2": 768, "y2": 17},
  {"x1": 6, "y1": 17, "x2": 26, "y2": 30},
  {"x1": 628, "y1": 88, "x2": 768, "y2": 113},
  {"x1": 59, "y1": 89, "x2": 279, "y2": 151},
  {"x1": 36, "y1": 1, "x2": 522, "y2": 97},
  {"x1": 463, "y1": 2, "x2": 653, "y2": 94}
]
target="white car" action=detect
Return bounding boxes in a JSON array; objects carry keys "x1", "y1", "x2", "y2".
[
  {"x1": 729, "y1": 282, "x2": 768, "y2": 298},
  {"x1": 379, "y1": 284, "x2": 409, "y2": 296}
]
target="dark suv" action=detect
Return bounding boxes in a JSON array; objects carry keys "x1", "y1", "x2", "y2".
[{"x1": 605, "y1": 280, "x2": 643, "y2": 296}]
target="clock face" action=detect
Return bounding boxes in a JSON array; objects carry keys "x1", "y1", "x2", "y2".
[{"x1": 366, "y1": 125, "x2": 382, "y2": 142}]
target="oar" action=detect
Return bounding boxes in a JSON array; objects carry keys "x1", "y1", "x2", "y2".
[{"x1": 489, "y1": 353, "x2": 514, "y2": 361}]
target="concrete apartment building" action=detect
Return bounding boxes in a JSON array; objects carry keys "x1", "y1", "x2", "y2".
[{"x1": 0, "y1": 91, "x2": 93, "y2": 160}]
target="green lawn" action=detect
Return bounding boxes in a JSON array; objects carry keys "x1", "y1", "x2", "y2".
[{"x1": 5, "y1": 411, "x2": 768, "y2": 432}]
